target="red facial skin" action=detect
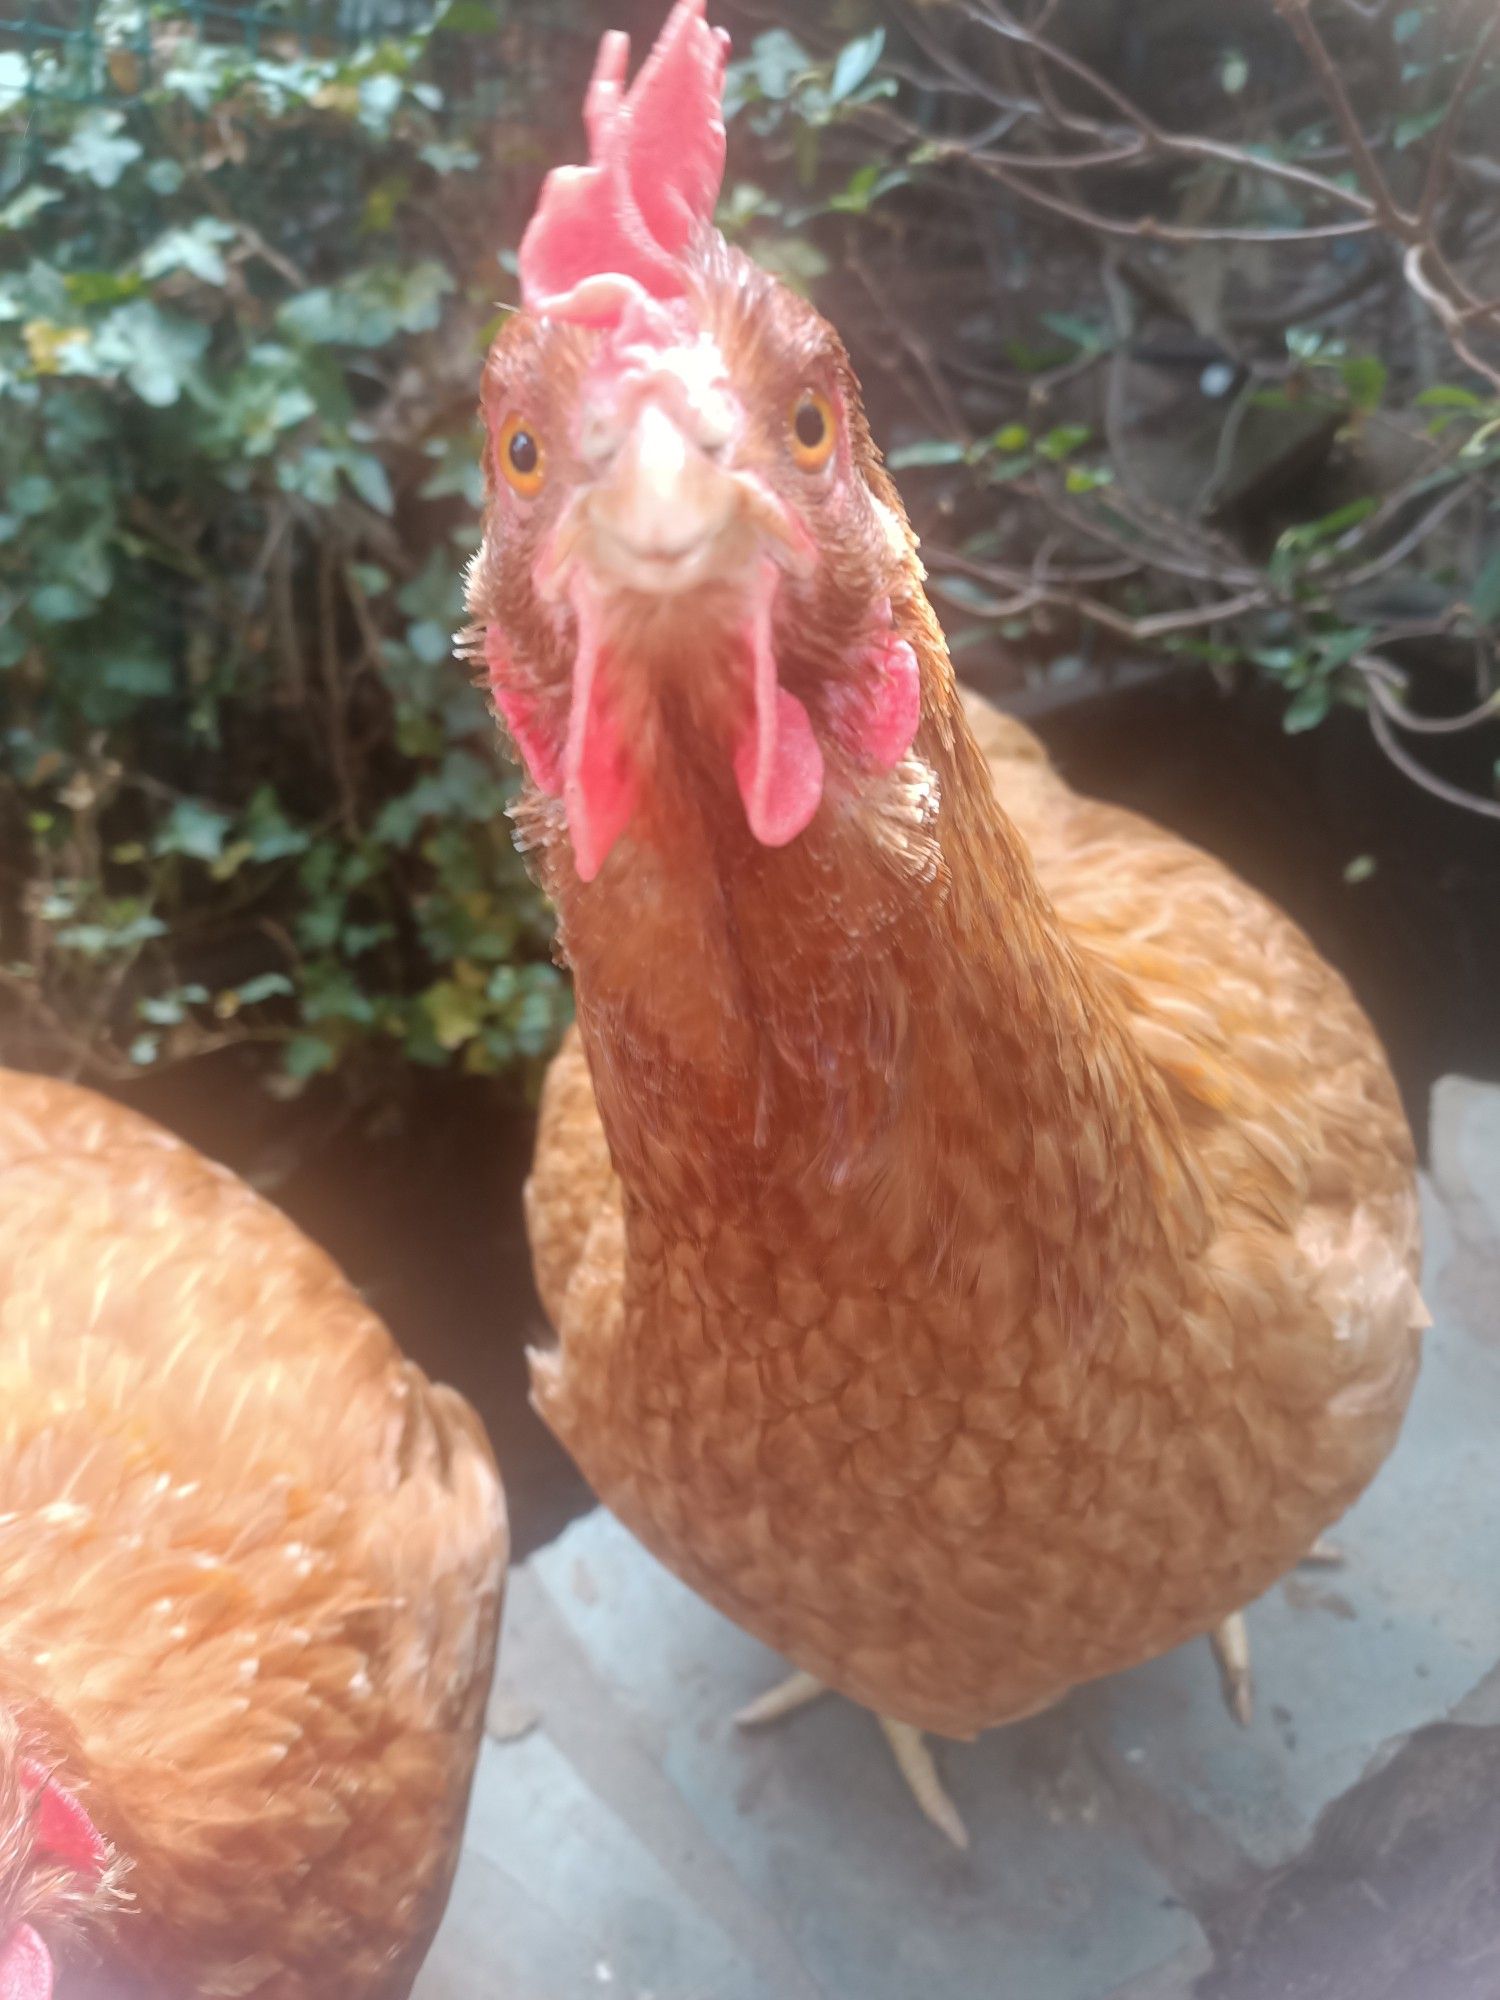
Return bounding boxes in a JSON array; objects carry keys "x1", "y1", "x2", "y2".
[{"x1": 471, "y1": 0, "x2": 921, "y2": 885}]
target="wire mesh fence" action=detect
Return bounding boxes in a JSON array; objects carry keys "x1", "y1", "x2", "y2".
[{"x1": 0, "y1": 0, "x2": 469, "y2": 112}]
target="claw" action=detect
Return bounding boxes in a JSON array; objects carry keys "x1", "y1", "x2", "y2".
[
  {"x1": 1300, "y1": 1536, "x2": 1345, "y2": 1569},
  {"x1": 734, "y1": 1673, "x2": 970, "y2": 1847},
  {"x1": 878, "y1": 1717, "x2": 971, "y2": 1849}
]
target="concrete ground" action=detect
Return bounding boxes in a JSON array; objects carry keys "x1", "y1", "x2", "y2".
[{"x1": 415, "y1": 1077, "x2": 1500, "y2": 2000}]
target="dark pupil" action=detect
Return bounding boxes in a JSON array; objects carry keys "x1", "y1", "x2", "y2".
[
  {"x1": 795, "y1": 400, "x2": 827, "y2": 451},
  {"x1": 508, "y1": 429, "x2": 539, "y2": 475}
]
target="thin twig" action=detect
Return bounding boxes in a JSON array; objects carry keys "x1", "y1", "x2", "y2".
[
  {"x1": 1365, "y1": 690, "x2": 1500, "y2": 819},
  {"x1": 1272, "y1": 0, "x2": 1410, "y2": 234},
  {"x1": 1418, "y1": 13, "x2": 1500, "y2": 227},
  {"x1": 1357, "y1": 665, "x2": 1500, "y2": 737}
]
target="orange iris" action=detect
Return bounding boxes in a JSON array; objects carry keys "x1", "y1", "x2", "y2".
[
  {"x1": 498, "y1": 413, "x2": 546, "y2": 497},
  {"x1": 789, "y1": 390, "x2": 837, "y2": 472}
]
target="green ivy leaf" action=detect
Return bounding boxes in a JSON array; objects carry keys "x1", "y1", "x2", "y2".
[
  {"x1": 1338, "y1": 354, "x2": 1387, "y2": 410},
  {"x1": 0, "y1": 51, "x2": 28, "y2": 114},
  {"x1": 748, "y1": 29, "x2": 809, "y2": 103},
  {"x1": 422, "y1": 977, "x2": 485, "y2": 1050},
  {"x1": 32, "y1": 583, "x2": 93, "y2": 624},
  {"x1": 284, "y1": 1034, "x2": 337, "y2": 1080},
  {"x1": 141, "y1": 218, "x2": 236, "y2": 287},
  {"x1": 342, "y1": 450, "x2": 395, "y2": 514},
  {"x1": 55, "y1": 910, "x2": 167, "y2": 955},
  {"x1": 10, "y1": 474, "x2": 57, "y2": 517},
  {"x1": 240, "y1": 787, "x2": 312, "y2": 862},
  {"x1": 93, "y1": 302, "x2": 209, "y2": 407},
  {"x1": 0, "y1": 185, "x2": 61, "y2": 230},
  {"x1": 278, "y1": 262, "x2": 454, "y2": 348},
  {"x1": 829, "y1": 29, "x2": 885, "y2": 105},
  {"x1": 1283, "y1": 681, "x2": 1333, "y2": 733},
  {"x1": 1415, "y1": 385, "x2": 1489, "y2": 410},
  {"x1": 1470, "y1": 549, "x2": 1500, "y2": 625},
  {"x1": 101, "y1": 652, "x2": 175, "y2": 697},
  {"x1": 233, "y1": 972, "x2": 294, "y2": 1006},
  {"x1": 49, "y1": 110, "x2": 144, "y2": 189},
  {"x1": 887, "y1": 438, "x2": 968, "y2": 470},
  {"x1": 154, "y1": 798, "x2": 232, "y2": 862},
  {"x1": 419, "y1": 141, "x2": 479, "y2": 174},
  {"x1": 1038, "y1": 424, "x2": 1091, "y2": 461}
]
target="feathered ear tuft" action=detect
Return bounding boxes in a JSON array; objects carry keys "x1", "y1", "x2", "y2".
[{"x1": 518, "y1": 0, "x2": 730, "y2": 327}]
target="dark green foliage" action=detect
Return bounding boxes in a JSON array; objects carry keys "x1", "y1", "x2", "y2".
[
  {"x1": 3, "y1": 1, "x2": 1495, "y2": 1102},
  {"x1": 0, "y1": 0, "x2": 580, "y2": 1089}
]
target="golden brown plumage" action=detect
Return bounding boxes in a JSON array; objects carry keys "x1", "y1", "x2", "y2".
[
  {"x1": 470, "y1": 0, "x2": 1424, "y2": 1824},
  {"x1": 0, "y1": 1072, "x2": 506, "y2": 1998},
  {"x1": 520, "y1": 666, "x2": 1423, "y2": 1738}
]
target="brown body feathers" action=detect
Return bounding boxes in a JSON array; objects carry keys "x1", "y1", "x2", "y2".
[
  {"x1": 0, "y1": 1072, "x2": 505, "y2": 1996},
  {"x1": 523, "y1": 655, "x2": 1423, "y2": 1737}
]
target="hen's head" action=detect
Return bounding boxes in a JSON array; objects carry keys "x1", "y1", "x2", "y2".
[
  {"x1": 469, "y1": 0, "x2": 924, "y2": 885},
  {"x1": 0, "y1": 1706, "x2": 116, "y2": 2000}
]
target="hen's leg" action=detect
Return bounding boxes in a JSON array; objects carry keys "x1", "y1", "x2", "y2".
[
  {"x1": 736, "y1": 1675, "x2": 970, "y2": 1849},
  {"x1": 733, "y1": 1670, "x2": 825, "y2": 1727},
  {"x1": 1209, "y1": 1611, "x2": 1253, "y2": 1726},
  {"x1": 1207, "y1": 1539, "x2": 1342, "y2": 1729},
  {"x1": 1302, "y1": 1536, "x2": 1344, "y2": 1568}
]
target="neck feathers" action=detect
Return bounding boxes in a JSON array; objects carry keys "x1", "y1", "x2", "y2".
[{"x1": 539, "y1": 613, "x2": 1199, "y2": 1319}]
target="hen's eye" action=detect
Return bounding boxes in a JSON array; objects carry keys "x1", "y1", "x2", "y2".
[
  {"x1": 498, "y1": 413, "x2": 545, "y2": 497},
  {"x1": 789, "y1": 391, "x2": 836, "y2": 472}
]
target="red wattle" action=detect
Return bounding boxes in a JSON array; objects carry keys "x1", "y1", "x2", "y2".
[
  {"x1": 733, "y1": 568, "x2": 825, "y2": 847},
  {"x1": 734, "y1": 685, "x2": 824, "y2": 848},
  {"x1": 563, "y1": 583, "x2": 637, "y2": 881},
  {"x1": 0, "y1": 1925, "x2": 53, "y2": 2000}
]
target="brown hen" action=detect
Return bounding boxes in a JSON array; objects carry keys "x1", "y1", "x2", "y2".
[
  {"x1": 468, "y1": 0, "x2": 1425, "y2": 1844},
  {"x1": 0, "y1": 1072, "x2": 505, "y2": 1995}
]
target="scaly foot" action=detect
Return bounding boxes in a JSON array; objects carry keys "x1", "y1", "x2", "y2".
[
  {"x1": 733, "y1": 1669, "x2": 826, "y2": 1727},
  {"x1": 878, "y1": 1716, "x2": 970, "y2": 1849},
  {"x1": 1208, "y1": 1540, "x2": 1345, "y2": 1726},
  {"x1": 1209, "y1": 1610, "x2": 1253, "y2": 1726},
  {"x1": 736, "y1": 1672, "x2": 970, "y2": 1849}
]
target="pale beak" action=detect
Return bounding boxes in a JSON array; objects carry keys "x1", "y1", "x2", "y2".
[
  {"x1": 553, "y1": 401, "x2": 814, "y2": 600},
  {"x1": 588, "y1": 401, "x2": 740, "y2": 594}
]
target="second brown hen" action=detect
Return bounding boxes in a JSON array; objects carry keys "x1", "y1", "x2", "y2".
[{"x1": 0, "y1": 1073, "x2": 505, "y2": 1996}]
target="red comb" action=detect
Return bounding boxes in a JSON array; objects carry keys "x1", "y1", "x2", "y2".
[{"x1": 519, "y1": 0, "x2": 730, "y2": 326}]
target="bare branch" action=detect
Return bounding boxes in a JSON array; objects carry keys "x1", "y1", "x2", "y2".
[
  {"x1": 959, "y1": 151, "x2": 1378, "y2": 246},
  {"x1": 1355, "y1": 666, "x2": 1500, "y2": 737},
  {"x1": 1271, "y1": 0, "x2": 1411, "y2": 234},
  {"x1": 1365, "y1": 687, "x2": 1500, "y2": 820},
  {"x1": 1402, "y1": 246, "x2": 1500, "y2": 392}
]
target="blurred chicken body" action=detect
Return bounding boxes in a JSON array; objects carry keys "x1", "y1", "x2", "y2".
[
  {"x1": 472, "y1": 0, "x2": 1425, "y2": 1837},
  {"x1": 0, "y1": 1073, "x2": 505, "y2": 1998}
]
